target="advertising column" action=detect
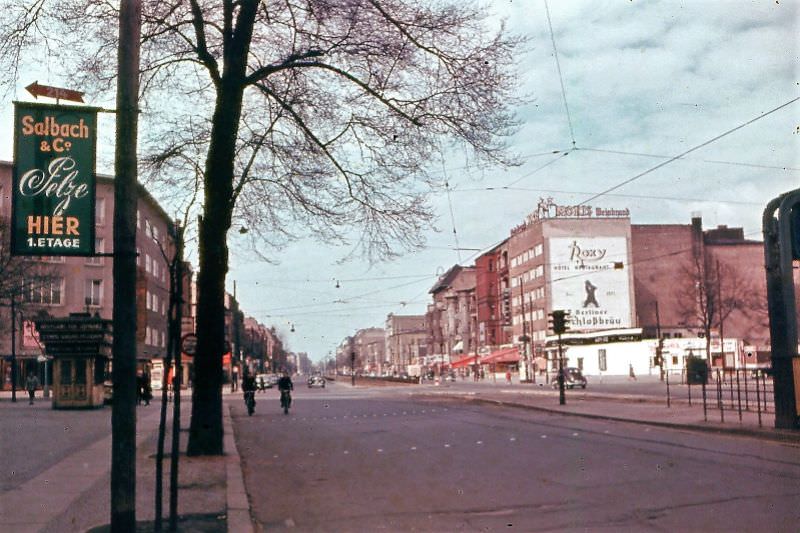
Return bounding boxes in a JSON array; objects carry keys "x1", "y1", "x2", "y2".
[{"x1": 12, "y1": 102, "x2": 99, "y2": 256}]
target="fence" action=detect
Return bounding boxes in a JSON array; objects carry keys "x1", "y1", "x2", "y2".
[{"x1": 665, "y1": 368, "x2": 774, "y2": 427}]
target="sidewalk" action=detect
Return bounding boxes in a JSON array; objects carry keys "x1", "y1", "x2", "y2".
[
  {"x1": 0, "y1": 390, "x2": 253, "y2": 533},
  {"x1": 411, "y1": 384, "x2": 800, "y2": 444}
]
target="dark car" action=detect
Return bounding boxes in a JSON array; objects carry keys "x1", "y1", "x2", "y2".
[
  {"x1": 307, "y1": 375, "x2": 326, "y2": 388},
  {"x1": 552, "y1": 367, "x2": 587, "y2": 389}
]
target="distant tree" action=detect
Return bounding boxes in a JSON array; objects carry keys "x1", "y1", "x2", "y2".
[
  {"x1": 673, "y1": 252, "x2": 761, "y2": 362},
  {"x1": 0, "y1": 0, "x2": 525, "y2": 455},
  {"x1": 0, "y1": 216, "x2": 58, "y2": 326}
]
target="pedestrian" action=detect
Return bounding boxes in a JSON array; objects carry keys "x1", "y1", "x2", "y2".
[
  {"x1": 142, "y1": 373, "x2": 153, "y2": 406},
  {"x1": 505, "y1": 370, "x2": 512, "y2": 384},
  {"x1": 25, "y1": 372, "x2": 40, "y2": 405},
  {"x1": 629, "y1": 364, "x2": 637, "y2": 381}
]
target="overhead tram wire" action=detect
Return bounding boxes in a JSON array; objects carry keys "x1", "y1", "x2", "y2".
[
  {"x1": 440, "y1": 146, "x2": 463, "y2": 264},
  {"x1": 578, "y1": 146, "x2": 800, "y2": 172},
  {"x1": 447, "y1": 186, "x2": 763, "y2": 206},
  {"x1": 578, "y1": 97, "x2": 800, "y2": 206},
  {"x1": 504, "y1": 151, "x2": 572, "y2": 188},
  {"x1": 545, "y1": 0, "x2": 577, "y2": 149}
]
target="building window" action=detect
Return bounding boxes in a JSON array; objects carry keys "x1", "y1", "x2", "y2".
[
  {"x1": 86, "y1": 238, "x2": 105, "y2": 265},
  {"x1": 96, "y1": 197, "x2": 106, "y2": 225},
  {"x1": 598, "y1": 349, "x2": 607, "y2": 372},
  {"x1": 22, "y1": 277, "x2": 64, "y2": 305},
  {"x1": 137, "y1": 209, "x2": 141, "y2": 229},
  {"x1": 136, "y1": 247, "x2": 141, "y2": 266},
  {"x1": 84, "y1": 279, "x2": 103, "y2": 307},
  {"x1": 145, "y1": 254, "x2": 152, "y2": 274},
  {"x1": 152, "y1": 224, "x2": 159, "y2": 242},
  {"x1": 40, "y1": 256, "x2": 66, "y2": 263}
]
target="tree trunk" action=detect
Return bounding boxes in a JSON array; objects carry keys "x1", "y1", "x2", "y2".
[
  {"x1": 186, "y1": 1, "x2": 264, "y2": 455},
  {"x1": 187, "y1": 81, "x2": 246, "y2": 456}
]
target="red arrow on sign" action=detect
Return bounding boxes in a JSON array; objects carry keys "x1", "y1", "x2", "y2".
[{"x1": 25, "y1": 81, "x2": 85, "y2": 103}]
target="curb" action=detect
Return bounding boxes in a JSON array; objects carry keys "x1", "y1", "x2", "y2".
[
  {"x1": 223, "y1": 403, "x2": 255, "y2": 533},
  {"x1": 416, "y1": 392, "x2": 799, "y2": 445}
]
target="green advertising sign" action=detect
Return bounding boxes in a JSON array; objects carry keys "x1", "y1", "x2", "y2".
[{"x1": 12, "y1": 101, "x2": 99, "y2": 256}]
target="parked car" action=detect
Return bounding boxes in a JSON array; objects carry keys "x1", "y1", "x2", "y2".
[
  {"x1": 307, "y1": 375, "x2": 326, "y2": 388},
  {"x1": 256, "y1": 374, "x2": 272, "y2": 390},
  {"x1": 552, "y1": 367, "x2": 588, "y2": 389}
]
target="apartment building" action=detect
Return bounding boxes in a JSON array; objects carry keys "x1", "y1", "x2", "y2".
[
  {"x1": 0, "y1": 161, "x2": 174, "y2": 389},
  {"x1": 384, "y1": 313, "x2": 426, "y2": 374},
  {"x1": 426, "y1": 265, "x2": 477, "y2": 367}
]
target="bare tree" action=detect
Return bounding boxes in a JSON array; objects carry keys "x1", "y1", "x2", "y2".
[
  {"x1": 674, "y1": 253, "x2": 761, "y2": 361},
  {"x1": 0, "y1": 0, "x2": 525, "y2": 455}
]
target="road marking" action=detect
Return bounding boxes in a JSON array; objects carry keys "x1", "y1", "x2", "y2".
[
  {"x1": 572, "y1": 432, "x2": 579, "y2": 437},
  {"x1": 273, "y1": 455, "x2": 279, "y2": 458},
  {"x1": 377, "y1": 449, "x2": 384, "y2": 453},
  {"x1": 509, "y1": 437, "x2": 516, "y2": 442},
  {"x1": 541, "y1": 435, "x2": 547, "y2": 439},
  {"x1": 476, "y1": 441, "x2": 483, "y2": 445},
  {"x1": 344, "y1": 450, "x2": 349, "y2": 454},
  {"x1": 444, "y1": 444, "x2": 451, "y2": 448},
  {"x1": 284, "y1": 517, "x2": 296, "y2": 527},
  {"x1": 411, "y1": 446, "x2": 417, "y2": 451},
  {"x1": 308, "y1": 452, "x2": 315, "y2": 456}
]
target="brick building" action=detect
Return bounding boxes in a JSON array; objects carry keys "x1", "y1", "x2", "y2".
[{"x1": 632, "y1": 216, "x2": 771, "y2": 366}]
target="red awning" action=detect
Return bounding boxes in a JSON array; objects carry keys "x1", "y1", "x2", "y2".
[
  {"x1": 451, "y1": 355, "x2": 478, "y2": 368},
  {"x1": 481, "y1": 346, "x2": 520, "y2": 364}
]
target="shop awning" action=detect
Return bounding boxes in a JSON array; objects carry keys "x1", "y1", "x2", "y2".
[
  {"x1": 452, "y1": 340, "x2": 464, "y2": 352},
  {"x1": 481, "y1": 346, "x2": 520, "y2": 364},
  {"x1": 451, "y1": 355, "x2": 478, "y2": 368}
]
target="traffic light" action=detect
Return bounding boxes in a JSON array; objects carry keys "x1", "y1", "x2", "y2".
[{"x1": 549, "y1": 310, "x2": 570, "y2": 334}]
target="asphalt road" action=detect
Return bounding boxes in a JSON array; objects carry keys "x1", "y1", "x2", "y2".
[{"x1": 232, "y1": 382, "x2": 800, "y2": 532}]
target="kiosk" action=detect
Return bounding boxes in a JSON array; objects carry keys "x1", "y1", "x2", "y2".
[{"x1": 35, "y1": 314, "x2": 113, "y2": 409}]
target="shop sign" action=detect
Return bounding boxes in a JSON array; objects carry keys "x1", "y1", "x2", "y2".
[
  {"x1": 511, "y1": 197, "x2": 630, "y2": 235},
  {"x1": 12, "y1": 101, "x2": 99, "y2": 256}
]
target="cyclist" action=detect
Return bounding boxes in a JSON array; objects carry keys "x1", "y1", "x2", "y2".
[
  {"x1": 277, "y1": 372, "x2": 293, "y2": 414},
  {"x1": 242, "y1": 373, "x2": 257, "y2": 415}
]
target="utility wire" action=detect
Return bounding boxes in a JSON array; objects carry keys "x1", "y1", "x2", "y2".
[
  {"x1": 447, "y1": 186, "x2": 763, "y2": 206},
  {"x1": 579, "y1": 97, "x2": 800, "y2": 205},
  {"x1": 441, "y1": 146, "x2": 463, "y2": 264},
  {"x1": 545, "y1": 0, "x2": 576, "y2": 148},
  {"x1": 505, "y1": 151, "x2": 571, "y2": 187},
  {"x1": 579, "y1": 146, "x2": 800, "y2": 172}
]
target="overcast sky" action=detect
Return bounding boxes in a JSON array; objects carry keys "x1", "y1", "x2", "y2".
[{"x1": 1, "y1": 1, "x2": 797, "y2": 362}]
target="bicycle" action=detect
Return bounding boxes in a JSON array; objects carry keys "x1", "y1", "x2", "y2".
[
  {"x1": 244, "y1": 390, "x2": 256, "y2": 416},
  {"x1": 279, "y1": 389, "x2": 291, "y2": 415}
]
